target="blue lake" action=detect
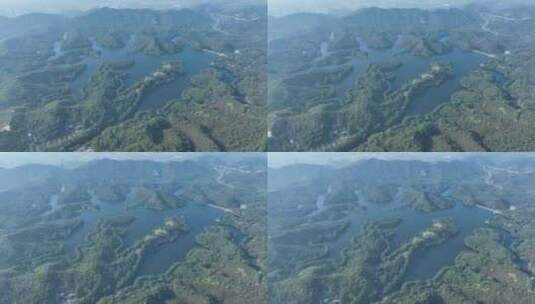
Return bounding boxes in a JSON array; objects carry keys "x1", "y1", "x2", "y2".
[
  {"x1": 292, "y1": 35, "x2": 486, "y2": 116},
  {"x1": 52, "y1": 189, "x2": 222, "y2": 277},
  {"x1": 55, "y1": 38, "x2": 215, "y2": 110},
  {"x1": 346, "y1": 39, "x2": 484, "y2": 116},
  {"x1": 310, "y1": 185, "x2": 492, "y2": 283}
]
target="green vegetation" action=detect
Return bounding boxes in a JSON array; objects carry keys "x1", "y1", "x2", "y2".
[
  {"x1": 390, "y1": 226, "x2": 534, "y2": 303},
  {"x1": 269, "y1": 5, "x2": 535, "y2": 152},
  {"x1": 361, "y1": 65, "x2": 535, "y2": 152},
  {"x1": 362, "y1": 184, "x2": 399, "y2": 205},
  {"x1": 269, "y1": 158, "x2": 535, "y2": 303},
  {"x1": 127, "y1": 187, "x2": 185, "y2": 211},
  {"x1": 58, "y1": 185, "x2": 91, "y2": 205},
  {"x1": 2, "y1": 216, "x2": 187, "y2": 304},
  {"x1": 270, "y1": 62, "x2": 454, "y2": 151},
  {"x1": 92, "y1": 71, "x2": 266, "y2": 152},
  {"x1": 0, "y1": 4, "x2": 266, "y2": 152},
  {"x1": 93, "y1": 185, "x2": 127, "y2": 203},
  {"x1": 99, "y1": 226, "x2": 266, "y2": 304},
  {"x1": 401, "y1": 189, "x2": 455, "y2": 212},
  {"x1": 0, "y1": 156, "x2": 267, "y2": 303},
  {"x1": 271, "y1": 219, "x2": 457, "y2": 304}
]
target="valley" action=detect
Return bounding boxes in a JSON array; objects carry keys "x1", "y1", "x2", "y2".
[
  {"x1": 268, "y1": 4, "x2": 535, "y2": 152},
  {"x1": 0, "y1": 3, "x2": 267, "y2": 152},
  {"x1": 0, "y1": 154, "x2": 267, "y2": 304},
  {"x1": 268, "y1": 154, "x2": 535, "y2": 303}
]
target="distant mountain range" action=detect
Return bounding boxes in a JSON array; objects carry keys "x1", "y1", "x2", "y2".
[
  {"x1": 0, "y1": 6, "x2": 210, "y2": 36},
  {"x1": 268, "y1": 0, "x2": 535, "y2": 16},
  {"x1": 0, "y1": 0, "x2": 264, "y2": 17},
  {"x1": 269, "y1": 155, "x2": 535, "y2": 191},
  {"x1": 0, "y1": 153, "x2": 265, "y2": 192},
  {"x1": 269, "y1": 4, "x2": 481, "y2": 40}
]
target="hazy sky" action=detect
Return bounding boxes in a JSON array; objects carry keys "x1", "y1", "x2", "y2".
[
  {"x1": 0, "y1": 0, "x2": 529, "y2": 16},
  {"x1": 0, "y1": 0, "x2": 175, "y2": 15},
  {"x1": 0, "y1": 153, "x2": 203, "y2": 168},
  {"x1": 267, "y1": 153, "x2": 479, "y2": 168},
  {"x1": 0, "y1": 152, "x2": 532, "y2": 169},
  {"x1": 268, "y1": 0, "x2": 534, "y2": 16},
  {"x1": 268, "y1": 0, "x2": 468, "y2": 16},
  {"x1": 0, "y1": 0, "x2": 262, "y2": 16},
  {"x1": 0, "y1": 152, "x2": 481, "y2": 169}
]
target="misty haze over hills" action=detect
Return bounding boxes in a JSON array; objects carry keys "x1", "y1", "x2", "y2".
[
  {"x1": 268, "y1": 0, "x2": 535, "y2": 152},
  {"x1": 0, "y1": 0, "x2": 264, "y2": 16},
  {"x1": 268, "y1": 153, "x2": 473, "y2": 168},
  {"x1": 0, "y1": 153, "x2": 197, "y2": 168},
  {"x1": 0, "y1": 0, "x2": 530, "y2": 17},
  {"x1": 0, "y1": 0, "x2": 267, "y2": 152},
  {"x1": 0, "y1": 153, "x2": 263, "y2": 169},
  {"x1": 269, "y1": 0, "x2": 535, "y2": 16},
  {"x1": 268, "y1": 153, "x2": 535, "y2": 168}
]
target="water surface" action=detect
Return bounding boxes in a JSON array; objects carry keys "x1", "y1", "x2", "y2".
[
  {"x1": 293, "y1": 36, "x2": 485, "y2": 115},
  {"x1": 56, "y1": 38, "x2": 215, "y2": 110},
  {"x1": 308, "y1": 184, "x2": 491, "y2": 282},
  {"x1": 52, "y1": 189, "x2": 222, "y2": 277}
]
